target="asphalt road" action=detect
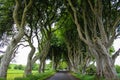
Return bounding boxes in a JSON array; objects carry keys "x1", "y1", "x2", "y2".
[{"x1": 46, "y1": 71, "x2": 80, "y2": 80}]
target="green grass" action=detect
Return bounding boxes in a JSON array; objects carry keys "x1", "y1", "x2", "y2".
[
  {"x1": 14, "y1": 71, "x2": 55, "y2": 80},
  {"x1": 72, "y1": 73, "x2": 106, "y2": 80},
  {"x1": 72, "y1": 73, "x2": 95, "y2": 80},
  {"x1": 7, "y1": 70, "x2": 24, "y2": 80},
  {"x1": 72, "y1": 73, "x2": 120, "y2": 80},
  {"x1": 118, "y1": 73, "x2": 120, "y2": 78},
  {"x1": 7, "y1": 69, "x2": 38, "y2": 80}
]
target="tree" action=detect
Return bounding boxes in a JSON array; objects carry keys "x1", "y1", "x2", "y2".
[
  {"x1": 14, "y1": 64, "x2": 24, "y2": 70},
  {"x1": 24, "y1": 26, "x2": 35, "y2": 76},
  {"x1": 67, "y1": 0, "x2": 120, "y2": 79},
  {"x1": 0, "y1": 0, "x2": 14, "y2": 39},
  {"x1": 27, "y1": 0, "x2": 64, "y2": 73},
  {"x1": 47, "y1": 33, "x2": 67, "y2": 71},
  {"x1": 57, "y1": 15, "x2": 91, "y2": 73},
  {"x1": 0, "y1": 0, "x2": 33, "y2": 79}
]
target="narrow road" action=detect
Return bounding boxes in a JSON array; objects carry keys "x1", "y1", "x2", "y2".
[{"x1": 46, "y1": 71, "x2": 80, "y2": 80}]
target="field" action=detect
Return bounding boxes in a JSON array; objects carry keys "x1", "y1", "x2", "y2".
[
  {"x1": 7, "y1": 69, "x2": 54, "y2": 80},
  {"x1": 7, "y1": 70, "x2": 39, "y2": 80},
  {"x1": 7, "y1": 70, "x2": 24, "y2": 80}
]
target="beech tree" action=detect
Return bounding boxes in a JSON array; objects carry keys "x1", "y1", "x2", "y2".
[
  {"x1": 24, "y1": 26, "x2": 35, "y2": 76},
  {"x1": 67, "y1": 0, "x2": 120, "y2": 79},
  {"x1": 57, "y1": 15, "x2": 92, "y2": 73},
  {"x1": 0, "y1": 0, "x2": 33, "y2": 79},
  {"x1": 47, "y1": 32, "x2": 67, "y2": 71}
]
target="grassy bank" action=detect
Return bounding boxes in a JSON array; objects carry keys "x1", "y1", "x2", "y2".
[
  {"x1": 7, "y1": 70, "x2": 24, "y2": 80},
  {"x1": 72, "y1": 73, "x2": 96, "y2": 80},
  {"x1": 72, "y1": 73, "x2": 120, "y2": 80},
  {"x1": 14, "y1": 71, "x2": 55, "y2": 80},
  {"x1": 6, "y1": 69, "x2": 55, "y2": 80}
]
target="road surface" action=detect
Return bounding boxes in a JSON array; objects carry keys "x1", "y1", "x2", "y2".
[{"x1": 46, "y1": 71, "x2": 80, "y2": 80}]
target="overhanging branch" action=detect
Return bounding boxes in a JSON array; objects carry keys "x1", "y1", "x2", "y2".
[{"x1": 112, "y1": 48, "x2": 120, "y2": 64}]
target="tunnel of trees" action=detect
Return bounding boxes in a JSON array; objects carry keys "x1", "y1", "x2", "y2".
[{"x1": 0, "y1": 0, "x2": 120, "y2": 80}]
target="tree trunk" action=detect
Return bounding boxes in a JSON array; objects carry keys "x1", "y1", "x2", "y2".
[
  {"x1": 39, "y1": 60, "x2": 45, "y2": 73},
  {"x1": 0, "y1": 28, "x2": 24, "y2": 78},
  {"x1": 67, "y1": 0, "x2": 119, "y2": 79},
  {"x1": 95, "y1": 53, "x2": 118, "y2": 80},
  {"x1": 24, "y1": 45, "x2": 35, "y2": 76},
  {"x1": 103, "y1": 56, "x2": 118, "y2": 80},
  {"x1": 39, "y1": 40, "x2": 50, "y2": 73},
  {"x1": 0, "y1": 0, "x2": 33, "y2": 78},
  {"x1": 66, "y1": 41, "x2": 81, "y2": 73},
  {"x1": 52, "y1": 52, "x2": 55, "y2": 70}
]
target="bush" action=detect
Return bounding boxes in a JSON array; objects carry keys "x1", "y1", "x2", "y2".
[
  {"x1": 14, "y1": 77, "x2": 29, "y2": 80},
  {"x1": 115, "y1": 65, "x2": 120, "y2": 73},
  {"x1": 72, "y1": 73, "x2": 95, "y2": 80},
  {"x1": 0, "y1": 78, "x2": 5, "y2": 80},
  {"x1": 32, "y1": 64, "x2": 39, "y2": 70},
  {"x1": 14, "y1": 71, "x2": 55, "y2": 80},
  {"x1": 86, "y1": 64, "x2": 96, "y2": 75},
  {"x1": 14, "y1": 74, "x2": 40, "y2": 80},
  {"x1": 8, "y1": 65, "x2": 11, "y2": 69},
  {"x1": 14, "y1": 65, "x2": 24, "y2": 70}
]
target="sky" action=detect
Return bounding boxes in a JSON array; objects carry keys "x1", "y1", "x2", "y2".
[
  {"x1": 113, "y1": 38, "x2": 120, "y2": 65},
  {"x1": 0, "y1": 38, "x2": 120, "y2": 65},
  {"x1": 14, "y1": 38, "x2": 120, "y2": 65}
]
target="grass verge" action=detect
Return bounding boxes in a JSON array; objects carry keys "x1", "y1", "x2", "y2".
[
  {"x1": 14, "y1": 71, "x2": 55, "y2": 80},
  {"x1": 72, "y1": 73, "x2": 120, "y2": 80},
  {"x1": 72, "y1": 73, "x2": 95, "y2": 80}
]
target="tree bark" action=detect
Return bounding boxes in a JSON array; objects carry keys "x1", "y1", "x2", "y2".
[
  {"x1": 67, "y1": 0, "x2": 119, "y2": 79},
  {"x1": 39, "y1": 40, "x2": 50, "y2": 73},
  {"x1": 0, "y1": 0, "x2": 33, "y2": 78},
  {"x1": 52, "y1": 51, "x2": 55, "y2": 70},
  {"x1": 66, "y1": 41, "x2": 81, "y2": 73},
  {"x1": 0, "y1": 28, "x2": 24, "y2": 78},
  {"x1": 24, "y1": 44, "x2": 35, "y2": 76}
]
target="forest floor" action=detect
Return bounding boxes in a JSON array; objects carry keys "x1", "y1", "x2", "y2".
[{"x1": 46, "y1": 71, "x2": 80, "y2": 80}]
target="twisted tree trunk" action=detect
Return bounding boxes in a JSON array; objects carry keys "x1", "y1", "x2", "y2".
[
  {"x1": 39, "y1": 40, "x2": 50, "y2": 73},
  {"x1": 0, "y1": 0, "x2": 33, "y2": 78},
  {"x1": 0, "y1": 28, "x2": 24, "y2": 78},
  {"x1": 67, "y1": 0, "x2": 119, "y2": 79},
  {"x1": 24, "y1": 43, "x2": 35, "y2": 76}
]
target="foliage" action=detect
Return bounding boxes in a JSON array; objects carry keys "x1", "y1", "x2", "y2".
[
  {"x1": 58, "y1": 61, "x2": 68, "y2": 70},
  {"x1": 86, "y1": 64, "x2": 96, "y2": 75},
  {"x1": 115, "y1": 65, "x2": 120, "y2": 73},
  {"x1": 0, "y1": 78, "x2": 5, "y2": 80},
  {"x1": 72, "y1": 73, "x2": 95, "y2": 80},
  {"x1": 14, "y1": 65, "x2": 24, "y2": 70},
  {"x1": 9, "y1": 64, "x2": 16, "y2": 69},
  {"x1": 45, "y1": 63, "x2": 52, "y2": 70},
  {"x1": 8, "y1": 65, "x2": 11, "y2": 69},
  {"x1": 109, "y1": 46, "x2": 115, "y2": 55},
  {"x1": 72, "y1": 73, "x2": 105, "y2": 80},
  {"x1": 14, "y1": 71, "x2": 55, "y2": 80},
  {"x1": 72, "y1": 72, "x2": 120, "y2": 80},
  {"x1": 32, "y1": 63, "x2": 39, "y2": 70},
  {"x1": 0, "y1": 0, "x2": 14, "y2": 47},
  {"x1": 47, "y1": 30, "x2": 68, "y2": 70},
  {"x1": 118, "y1": 73, "x2": 120, "y2": 78},
  {"x1": 0, "y1": 0, "x2": 14, "y2": 39}
]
